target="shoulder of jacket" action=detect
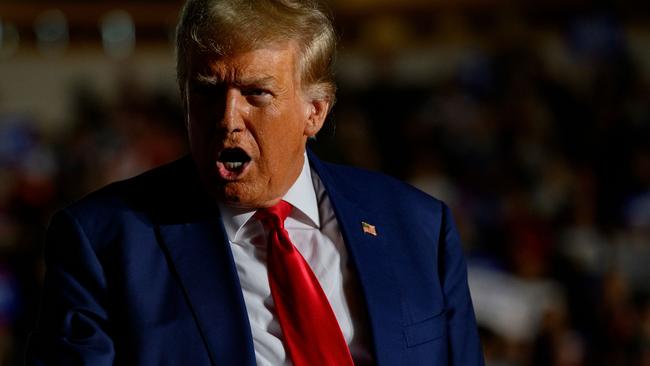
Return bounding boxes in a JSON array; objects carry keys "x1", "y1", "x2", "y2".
[{"x1": 319, "y1": 160, "x2": 445, "y2": 212}]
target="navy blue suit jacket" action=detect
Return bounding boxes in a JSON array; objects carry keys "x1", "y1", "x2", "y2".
[{"x1": 26, "y1": 152, "x2": 484, "y2": 365}]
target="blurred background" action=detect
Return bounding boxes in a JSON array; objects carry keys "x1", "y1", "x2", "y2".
[{"x1": 0, "y1": 0, "x2": 648, "y2": 365}]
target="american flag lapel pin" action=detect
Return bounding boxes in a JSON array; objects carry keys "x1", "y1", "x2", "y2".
[{"x1": 361, "y1": 221, "x2": 377, "y2": 236}]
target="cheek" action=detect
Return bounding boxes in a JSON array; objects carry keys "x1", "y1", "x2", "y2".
[
  {"x1": 187, "y1": 123, "x2": 215, "y2": 160},
  {"x1": 187, "y1": 105, "x2": 220, "y2": 145},
  {"x1": 252, "y1": 129, "x2": 291, "y2": 172},
  {"x1": 188, "y1": 104, "x2": 211, "y2": 129},
  {"x1": 260, "y1": 134, "x2": 306, "y2": 178},
  {"x1": 187, "y1": 122, "x2": 205, "y2": 145}
]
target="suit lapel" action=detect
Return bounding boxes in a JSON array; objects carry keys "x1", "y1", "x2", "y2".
[
  {"x1": 156, "y1": 219, "x2": 256, "y2": 366},
  {"x1": 149, "y1": 157, "x2": 255, "y2": 366},
  {"x1": 309, "y1": 151, "x2": 405, "y2": 365}
]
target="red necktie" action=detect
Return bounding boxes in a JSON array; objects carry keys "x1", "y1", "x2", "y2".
[{"x1": 256, "y1": 201, "x2": 354, "y2": 366}]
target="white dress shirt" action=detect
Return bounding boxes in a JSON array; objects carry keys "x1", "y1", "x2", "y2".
[{"x1": 218, "y1": 154, "x2": 373, "y2": 366}]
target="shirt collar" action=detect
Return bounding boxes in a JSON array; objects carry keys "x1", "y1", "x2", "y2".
[
  {"x1": 282, "y1": 153, "x2": 320, "y2": 229},
  {"x1": 218, "y1": 153, "x2": 320, "y2": 242}
]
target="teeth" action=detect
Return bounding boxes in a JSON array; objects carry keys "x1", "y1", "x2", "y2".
[{"x1": 224, "y1": 162, "x2": 244, "y2": 170}]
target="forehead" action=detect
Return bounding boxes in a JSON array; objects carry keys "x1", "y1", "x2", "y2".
[{"x1": 187, "y1": 42, "x2": 300, "y2": 84}]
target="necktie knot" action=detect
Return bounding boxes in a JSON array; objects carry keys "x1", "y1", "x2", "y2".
[{"x1": 255, "y1": 200, "x2": 292, "y2": 230}]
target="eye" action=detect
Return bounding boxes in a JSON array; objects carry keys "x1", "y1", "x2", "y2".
[
  {"x1": 242, "y1": 88, "x2": 273, "y2": 105},
  {"x1": 242, "y1": 88, "x2": 270, "y2": 97}
]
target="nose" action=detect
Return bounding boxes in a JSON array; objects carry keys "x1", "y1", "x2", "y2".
[{"x1": 221, "y1": 88, "x2": 246, "y2": 133}]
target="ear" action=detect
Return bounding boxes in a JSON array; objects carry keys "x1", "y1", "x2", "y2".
[{"x1": 303, "y1": 97, "x2": 330, "y2": 137}]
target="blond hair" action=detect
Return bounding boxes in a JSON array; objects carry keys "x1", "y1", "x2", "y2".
[{"x1": 176, "y1": 0, "x2": 337, "y2": 102}]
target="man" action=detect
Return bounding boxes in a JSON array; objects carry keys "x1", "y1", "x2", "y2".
[{"x1": 27, "y1": 0, "x2": 484, "y2": 365}]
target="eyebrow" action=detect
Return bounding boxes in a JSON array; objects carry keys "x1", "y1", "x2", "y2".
[{"x1": 193, "y1": 74, "x2": 277, "y2": 87}]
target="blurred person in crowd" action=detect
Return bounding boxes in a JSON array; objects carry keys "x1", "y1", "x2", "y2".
[{"x1": 25, "y1": 1, "x2": 483, "y2": 365}]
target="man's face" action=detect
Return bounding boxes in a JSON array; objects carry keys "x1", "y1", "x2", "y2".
[{"x1": 185, "y1": 42, "x2": 327, "y2": 208}]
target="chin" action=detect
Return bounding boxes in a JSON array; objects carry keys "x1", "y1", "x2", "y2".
[{"x1": 219, "y1": 184, "x2": 257, "y2": 208}]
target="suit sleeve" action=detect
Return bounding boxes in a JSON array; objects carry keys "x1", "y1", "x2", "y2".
[
  {"x1": 439, "y1": 203, "x2": 484, "y2": 365},
  {"x1": 25, "y1": 209, "x2": 115, "y2": 366}
]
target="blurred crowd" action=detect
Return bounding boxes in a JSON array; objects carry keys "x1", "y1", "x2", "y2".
[{"x1": 0, "y1": 9, "x2": 648, "y2": 366}]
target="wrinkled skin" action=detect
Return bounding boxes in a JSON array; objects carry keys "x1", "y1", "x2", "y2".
[{"x1": 185, "y1": 42, "x2": 330, "y2": 208}]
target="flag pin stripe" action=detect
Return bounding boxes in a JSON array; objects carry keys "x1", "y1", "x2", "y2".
[{"x1": 361, "y1": 221, "x2": 377, "y2": 236}]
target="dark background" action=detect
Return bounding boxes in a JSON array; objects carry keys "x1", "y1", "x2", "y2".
[{"x1": 0, "y1": 1, "x2": 648, "y2": 365}]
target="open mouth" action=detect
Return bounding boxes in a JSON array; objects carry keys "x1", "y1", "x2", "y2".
[{"x1": 216, "y1": 148, "x2": 251, "y2": 179}]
